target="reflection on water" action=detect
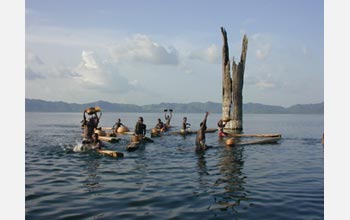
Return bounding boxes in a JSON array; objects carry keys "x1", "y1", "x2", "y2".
[
  {"x1": 196, "y1": 142, "x2": 250, "y2": 216},
  {"x1": 196, "y1": 151, "x2": 210, "y2": 185},
  {"x1": 215, "y1": 145, "x2": 248, "y2": 212},
  {"x1": 84, "y1": 159, "x2": 101, "y2": 192}
]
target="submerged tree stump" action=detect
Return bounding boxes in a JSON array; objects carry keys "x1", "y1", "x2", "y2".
[{"x1": 221, "y1": 27, "x2": 248, "y2": 130}]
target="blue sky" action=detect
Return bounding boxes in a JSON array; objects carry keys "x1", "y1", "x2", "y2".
[{"x1": 25, "y1": 0, "x2": 324, "y2": 107}]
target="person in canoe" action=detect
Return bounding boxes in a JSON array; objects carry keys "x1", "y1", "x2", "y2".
[
  {"x1": 217, "y1": 119, "x2": 228, "y2": 137},
  {"x1": 128, "y1": 117, "x2": 153, "y2": 150},
  {"x1": 181, "y1": 117, "x2": 191, "y2": 133},
  {"x1": 112, "y1": 118, "x2": 124, "y2": 133},
  {"x1": 91, "y1": 132, "x2": 103, "y2": 150},
  {"x1": 195, "y1": 112, "x2": 209, "y2": 151},
  {"x1": 79, "y1": 132, "x2": 104, "y2": 151},
  {"x1": 134, "y1": 116, "x2": 147, "y2": 140},
  {"x1": 82, "y1": 111, "x2": 100, "y2": 142},
  {"x1": 155, "y1": 118, "x2": 166, "y2": 132},
  {"x1": 164, "y1": 109, "x2": 173, "y2": 127}
]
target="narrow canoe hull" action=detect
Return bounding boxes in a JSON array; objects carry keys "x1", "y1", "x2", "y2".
[
  {"x1": 126, "y1": 137, "x2": 154, "y2": 151},
  {"x1": 171, "y1": 128, "x2": 217, "y2": 135},
  {"x1": 97, "y1": 149, "x2": 124, "y2": 158},
  {"x1": 235, "y1": 137, "x2": 281, "y2": 146},
  {"x1": 98, "y1": 136, "x2": 121, "y2": 143}
]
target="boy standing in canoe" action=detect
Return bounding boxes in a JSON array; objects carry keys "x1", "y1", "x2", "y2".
[
  {"x1": 82, "y1": 110, "x2": 100, "y2": 142},
  {"x1": 196, "y1": 112, "x2": 209, "y2": 151}
]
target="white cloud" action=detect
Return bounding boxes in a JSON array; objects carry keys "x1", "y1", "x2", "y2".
[
  {"x1": 189, "y1": 44, "x2": 220, "y2": 64},
  {"x1": 73, "y1": 50, "x2": 133, "y2": 93},
  {"x1": 108, "y1": 34, "x2": 179, "y2": 65},
  {"x1": 25, "y1": 49, "x2": 134, "y2": 95},
  {"x1": 81, "y1": 51, "x2": 99, "y2": 69}
]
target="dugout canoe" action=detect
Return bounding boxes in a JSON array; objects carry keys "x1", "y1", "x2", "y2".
[
  {"x1": 96, "y1": 149, "x2": 124, "y2": 158},
  {"x1": 98, "y1": 136, "x2": 121, "y2": 143},
  {"x1": 101, "y1": 127, "x2": 135, "y2": 135},
  {"x1": 226, "y1": 133, "x2": 281, "y2": 138},
  {"x1": 171, "y1": 128, "x2": 217, "y2": 135},
  {"x1": 126, "y1": 136, "x2": 154, "y2": 151},
  {"x1": 229, "y1": 136, "x2": 281, "y2": 146}
]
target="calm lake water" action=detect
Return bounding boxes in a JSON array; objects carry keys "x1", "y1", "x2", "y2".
[{"x1": 25, "y1": 112, "x2": 324, "y2": 220}]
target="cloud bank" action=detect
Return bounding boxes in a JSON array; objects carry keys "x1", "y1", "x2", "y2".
[{"x1": 108, "y1": 34, "x2": 179, "y2": 65}]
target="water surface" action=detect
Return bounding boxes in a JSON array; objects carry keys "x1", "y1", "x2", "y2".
[{"x1": 26, "y1": 112, "x2": 323, "y2": 220}]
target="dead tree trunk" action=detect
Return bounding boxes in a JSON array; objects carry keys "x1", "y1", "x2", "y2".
[
  {"x1": 221, "y1": 27, "x2": 232, "y2": 126},
  {"x1": 221, "y1": 27, "x2": 248, "y2": 130},
  {"x1": 231, "y1": 34, "x2": 248, "y2": 130}
]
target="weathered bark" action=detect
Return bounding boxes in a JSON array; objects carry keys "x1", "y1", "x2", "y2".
[
  {"x1": 221, "y1": 27, "x2": 232, "y2": 125},
  {"x1": 221, "y1": 29, "x2": 248, "y2": 130},
  {"x1": 231, "y1": 34, "x2": 248, "y2": 130}
]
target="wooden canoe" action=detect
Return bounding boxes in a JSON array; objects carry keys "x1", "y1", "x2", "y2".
[
  {"x1": 150, "y1": 127, "x2": 169, "y2": 137},
  {"x1": 98, "y1": 136, "x2": 121, "y2": 143},
  {"x1": 101, "y1": 127, "x2": 134, "y2": 135},
  {"x1": 126, "y1": 137, "x2": 154, "y2": 151},
  {"x1": 226, "y1": 133, "x2": 281, "y2": 138},
  {"x1": 126, "y1": 142, "x2": 140, "y2": 151},
  {"x1": 97, "y1": 149, "x2": 124, "y2": 158},
  {"x1": 171, "y1": 128, "x2": 217, "y2": 135},
  {"x1": 235, "y1": 137, "x2": 281, "y2": 146}
]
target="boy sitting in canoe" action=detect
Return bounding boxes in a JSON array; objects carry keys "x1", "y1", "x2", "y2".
[
  {"x1": 181, "y1": 117, "x2": 191, "y2": 133},
  {"x1": 134, "y1": 116, "x2": 147, "y2": 141},
  {"x1": 155, "y1": 118, "x2": 166, "y2": 132},
  {"x1": 217, "y1": 119, "x2": 228, "y2": 137},
  {"x1": 80, "y1": 132, "x2": 104, "y2": 151}
]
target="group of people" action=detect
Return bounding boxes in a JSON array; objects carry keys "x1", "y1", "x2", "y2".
[
  {"x1": 130, "y1": 111, "x2": 225, "y2": 151},
  {"x1": 82, "y1": 108, "x2": 229, "y2": 152},
  {"x1": 154, "y1": 110, "x2": 173, "y2": 132}
]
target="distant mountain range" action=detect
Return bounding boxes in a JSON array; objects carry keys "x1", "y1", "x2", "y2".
[{"x1": 25, "y1": 99, "x2": 324, "y2": 114}]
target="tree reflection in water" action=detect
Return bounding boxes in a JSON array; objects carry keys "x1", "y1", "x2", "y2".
[
  {"x1": 196, "y1": 140, "x2": 250, "y2": 215},
  {"x1": 213, "y1": 145, "x2": 249, "y2": 212}
]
